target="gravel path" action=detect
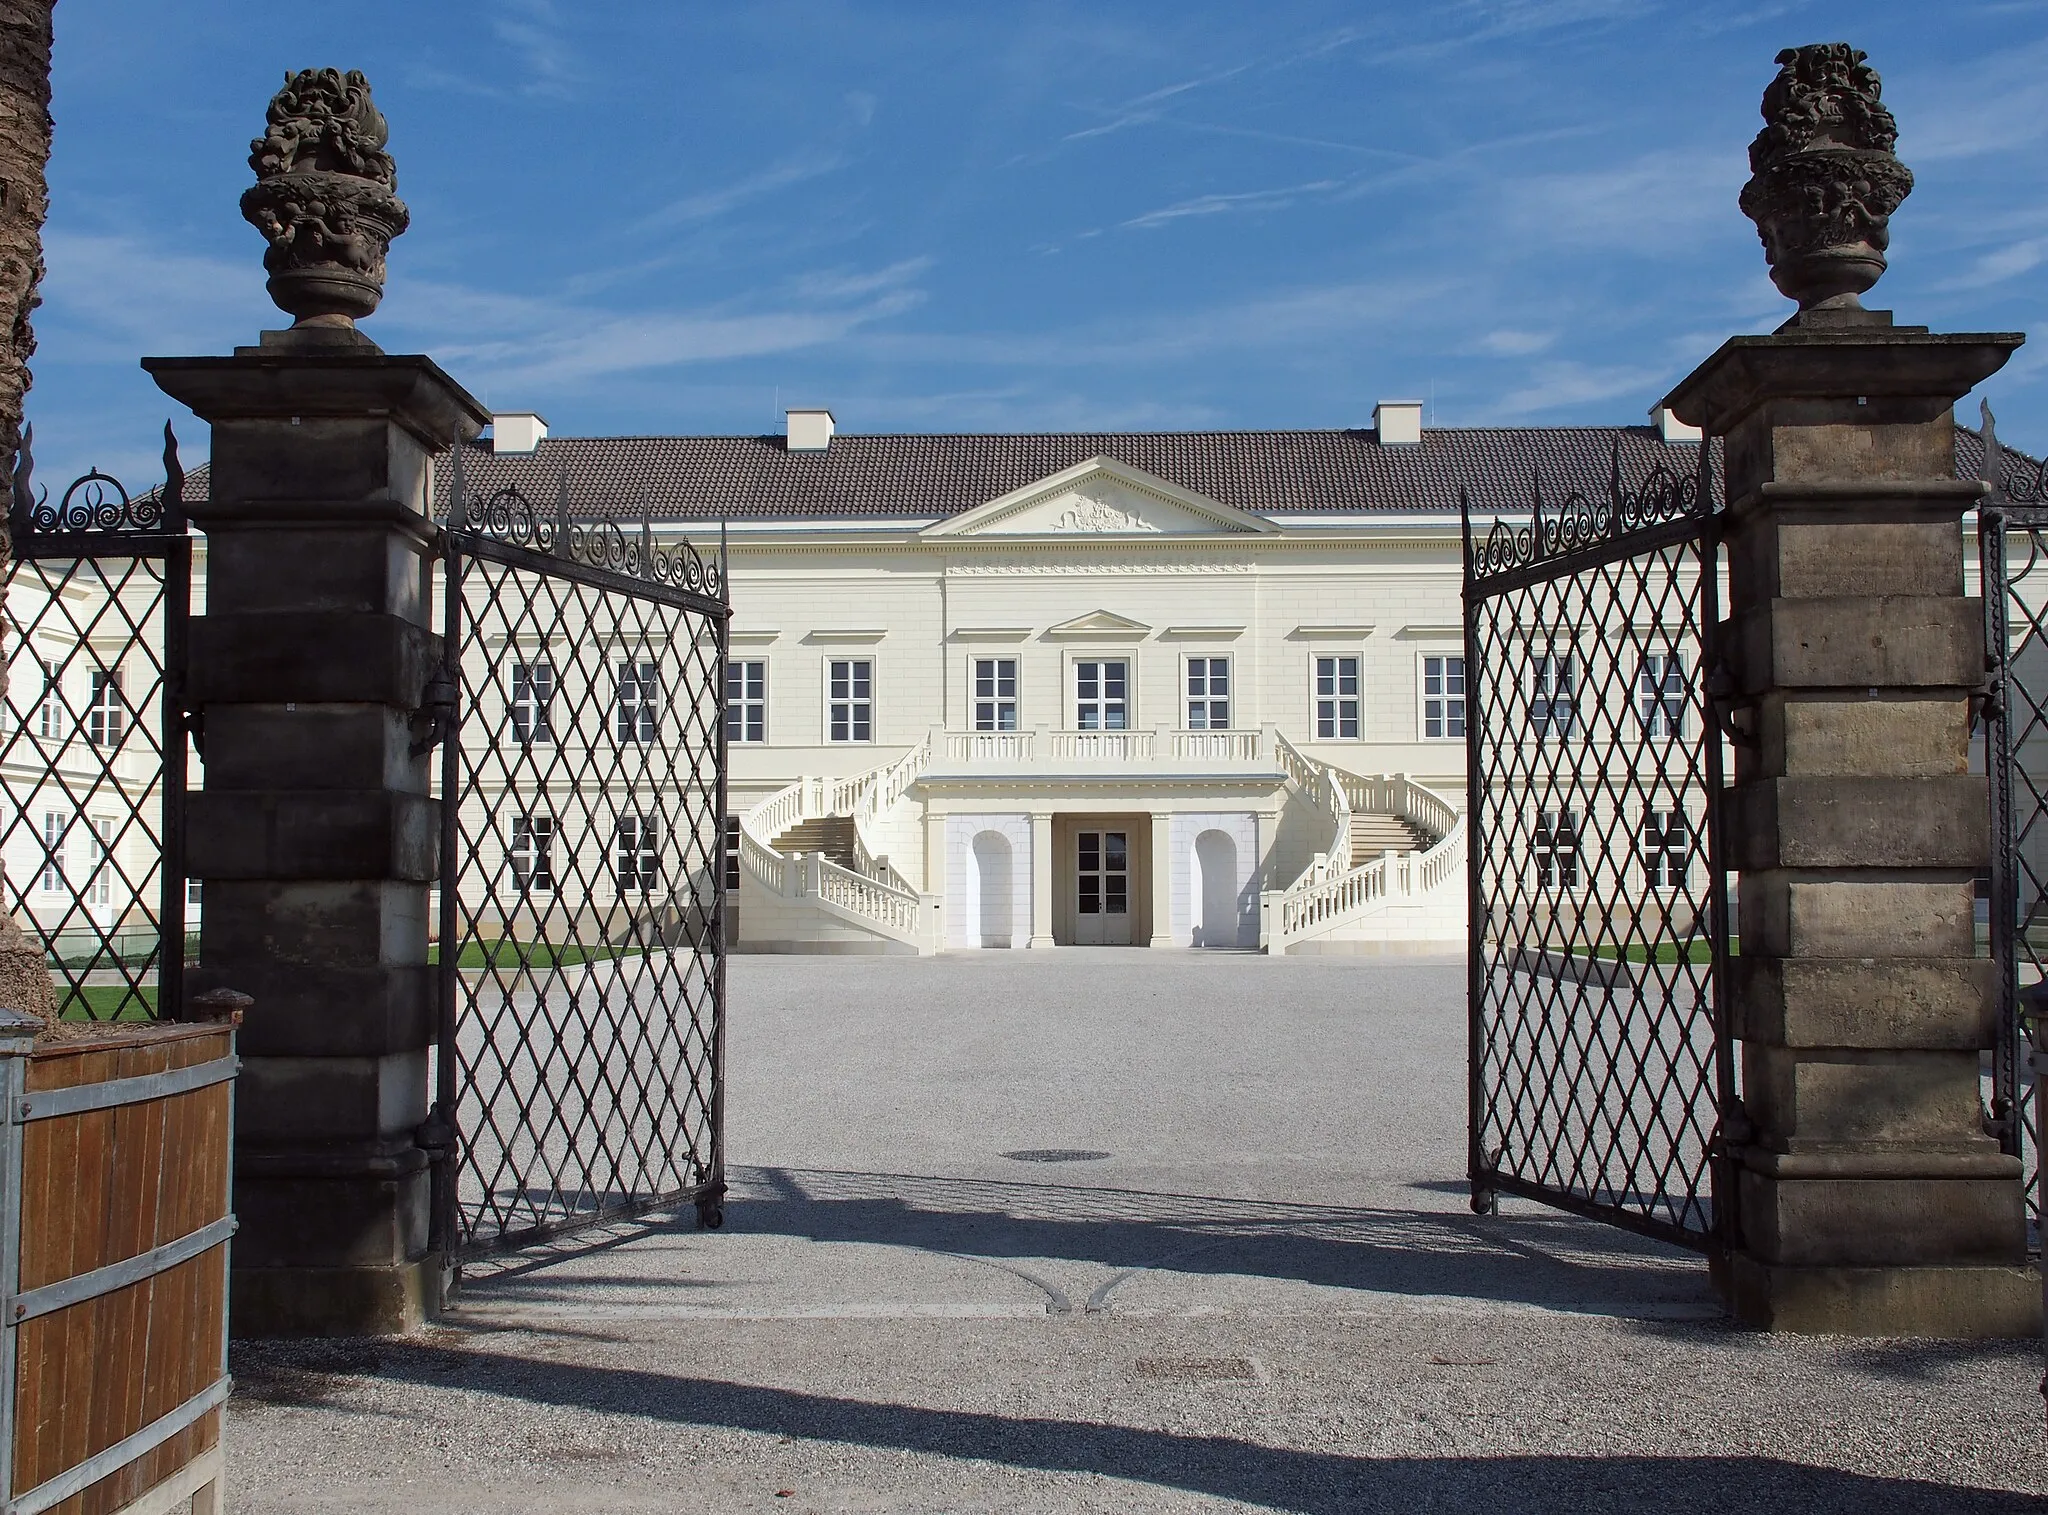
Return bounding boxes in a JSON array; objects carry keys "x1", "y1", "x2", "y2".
[{"x1": 227, "y1": 951, "x2": 2048, "y2": 1513}]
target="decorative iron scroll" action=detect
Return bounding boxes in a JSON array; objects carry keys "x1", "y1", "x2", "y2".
[
  {"x1": 1464, "y1": 441, "x2": 1711, "y2": 584},
  {"x1": 9, "y1": 422, "x2": 187, "y2": 542},
  {"x1": 448, "y1": 461, "x2": 723, "y2": 600},
  {"x1": 1982, "y1": 402, "x2": 2048, "y2": 507}
]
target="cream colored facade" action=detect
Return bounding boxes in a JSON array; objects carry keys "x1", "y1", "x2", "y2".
[{"x1": 718, "y1": 454, "x2": 1469, "y2": 954}]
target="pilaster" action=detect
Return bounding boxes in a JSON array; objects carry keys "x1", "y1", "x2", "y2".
[
  {"x1": 1149, "y1": 812, "x2": 1174, "y2": 947},
  {"x1": 1028, "y1": 811, "x2": 1055, "y2": 947}
]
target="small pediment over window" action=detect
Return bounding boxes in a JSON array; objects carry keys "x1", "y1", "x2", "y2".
[{"x1": 1044, "y1": 609, "x2": 1152, "y2": 639}]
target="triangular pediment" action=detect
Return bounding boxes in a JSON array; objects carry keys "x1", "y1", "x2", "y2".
[
  {"x1": 1045, "y1": 609, "x2": 1152, "y2": 638},
  {"x1": 922, "y1": 456, "x2": 1278, "y2": 538}
]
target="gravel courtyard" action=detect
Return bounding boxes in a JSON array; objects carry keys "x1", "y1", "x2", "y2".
[{"x1": 228, "y1": 951, "x2": 2048, "y2": 1513}]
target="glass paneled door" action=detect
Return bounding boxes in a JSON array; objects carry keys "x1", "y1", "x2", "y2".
[{"x1": 1075, "y1": 829, "x2": 1131, "y2": 945}]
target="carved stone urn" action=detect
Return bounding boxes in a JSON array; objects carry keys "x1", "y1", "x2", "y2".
[
  {"x1": 239, "y1": 68, "x2": 410, "y2": 326},
  {"x1": 1737, "y1": 43, "x2": 1914, "y2": 312}
]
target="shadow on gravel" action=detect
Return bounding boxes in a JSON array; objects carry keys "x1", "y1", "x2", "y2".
[
  {"x1": 293, "y1": 1339, "x2": 2040, "y2": 1514},
  {"x1": 572, "y1": 1164, "x2": 1710, "y2": 1313}
]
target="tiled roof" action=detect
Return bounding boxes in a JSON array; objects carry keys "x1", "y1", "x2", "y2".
[
  {"x1": 441, "y1": 426, "x2": 1697, "y2": 521},
  {"x1": 165, "y1": 422, "x2": 2025, "y2": 524}
]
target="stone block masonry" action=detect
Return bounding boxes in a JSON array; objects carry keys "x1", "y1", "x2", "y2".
[
  {"x1": 148, "y1": 328, "x2": 487, "y2": 1334},
  {"x1": 1666, "y1": 314, "x2": 2036, "y2": 1336}
]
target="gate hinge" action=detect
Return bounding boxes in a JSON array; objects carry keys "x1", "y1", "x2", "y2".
[
  {"x1": 1712, "y1": 1094, "x2": 1755, "y2": 1153},
  {"x1": 415, "y1": 1102, "x2": 458, "y2": 1162},
  {"x1": 1704, "y1": 662, "x2": 1758, "y2": 750},
  {"x1": 410, "y1": 668, "x2": 458, "y2": 757},
  {"x1": 1971, "y1": 658, "x2": 2003, "y2": 730}
]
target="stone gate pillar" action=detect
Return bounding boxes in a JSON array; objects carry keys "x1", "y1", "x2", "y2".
[
  {"x1": 1663, "y1": 42, "x2": 2034, "y2": 1335},
  {"x1": 144, "y1": 69, "x2": 487, "y2": 1335}
]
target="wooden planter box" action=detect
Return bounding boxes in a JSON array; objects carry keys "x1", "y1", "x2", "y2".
[{"x1": 0, "y1": 1009, "x2": 236, "y2": 1515}]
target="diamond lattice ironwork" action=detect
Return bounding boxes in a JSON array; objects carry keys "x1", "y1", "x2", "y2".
[
  {"x1": 0, "y1": 432, "x2": 190, "y2": 1023},
  {"x1": 436, "y1": 472, "x2": 728, "y2": 1260},
  {"x1": 1981, "y1": 505, "x2": 2048, "y2": 1242},
  {"x1": 1462, "y1": 446, "x2": 1736, "y2": 1252}
]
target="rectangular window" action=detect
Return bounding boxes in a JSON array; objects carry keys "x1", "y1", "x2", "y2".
[
  {"x1": 510, "y1": 813, "x2": 555, "y2": 894},
  {"x1": 726, "y1": 660, "x2": 767, "y2": 743},
  {"x1": 723, "y1": 815, "x2": 742, "y2": 892},
  {"x1": 187, "y1": 877, "x2": 203, "y2": 908},
  {"x1": 85, "y1": 818, "x2": 112, "y2": 907},
  {"x1": 615, "y1": 814, "x2": 661, "y2": 893},
  {"x1": 87, "y1": 669, "x2": 123, "y2": 747},
  {"x1": 39, "y1": 811, "x2": 63, "y2": 893},
  {"x1": 1075, "y1": 660, "x2": 1128, "y2": 731},
  {"x1": 1314, "y1": 656, "x2": 1360, "y2": 739},
  {"x1": 828, "y1": 659, "x2": 873, "y2": 742},
  {"x1": 511, "y1": 660, "x2": 554, "y2": 745},
  {"x1": 973, "y1": 658, "x2": 1018, "y2": 732},
  {"x1": 1534, "y1": 809, "x2": 1580, "y2": 891},
  {"x1": 1638, "y1": 654, "x2": 1685, "y2": 739},
  {"x1": 1641, "y1": 809, "x2": 1690, "y2": 890},
  {"x1": 616, "y1": 660, "x2": 661, "y2": 743},
  {"x1": 1532, "y1": 653, "x2": 1577, "y2": 739},
  {"x1": 1186, "y1": 658, "x2": 1230, "y2": 730},
  {"x1": 1421, "y1": 655, "x2": 1465, "y2": 740},
  {"x1": 35, "y1": 658, "x2": 60, "y2": 741}
]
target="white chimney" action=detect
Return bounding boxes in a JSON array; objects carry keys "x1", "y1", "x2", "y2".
[
  {"x1": 492, "y1": 412, "x2": 548, "y2": 454},
  {"x1": 786, "y1": 408, "x2": 835, "y2": 452},
  {"x1": 1652, "y1": 406, "x2": 1703, "y2": 443},
  {"x1": 1374, "y1": 400, "x2": 1423, "y2": 447}
]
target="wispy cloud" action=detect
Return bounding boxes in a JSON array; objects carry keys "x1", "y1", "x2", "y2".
[
  {"x1": 38, "y1": 230, "x2": 272, "y2": 357},
  {"x1": 1062, "y1": 66, "x2": 1251, "y2": 143},
  {"x1": 381, "y1": 260, "x2": 932, "y2": 389},
  {"x1": 635, "y1": 152, "x2": 850, "y2": 232},
  {"x1": 1940, "y1": 236, "x2": 2048, "y2": 291},
  {"x1": 1905, "y1": 38, "x2": 2048, "y2": 161},
  {"x1": 867, "y1": 274, "x2": 1461, "y2": 371},
  {"x1": 1122, "y1": 179, "x2": 1345, "y2": 230},
  {"x1": 1500, "y1": 148, "x2": 1748, "y2": 254},
  {"x1": 1477, "y1": 329, "x2": 1556, "y2": 356},
  {"x1": 1490, "y1": 359, "x2": 1668, "y2": 419},
  {"x1": 491, "y1": 0, "x2": 586, "y2": 99}
]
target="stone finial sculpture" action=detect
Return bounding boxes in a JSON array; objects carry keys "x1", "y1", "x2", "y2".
[
  {"x1": 1738, "y1": 43, "x2": 1914, "y2": 313},
  {"x1": 239, "y1": 68, "x2": 410, "y2": 327}
]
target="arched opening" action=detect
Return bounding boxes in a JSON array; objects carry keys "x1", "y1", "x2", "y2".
[
  {"x1": 972, "y1": 830, "x2": 1013, "y2": 948},
  {"x1": 1194, "y1": 829, "x2": 1238, "y2": 948}
]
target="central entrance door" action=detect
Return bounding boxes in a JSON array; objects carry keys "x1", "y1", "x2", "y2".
[{"x1": 1075, "y1": 829, "x2": 1131, "y2": 945}]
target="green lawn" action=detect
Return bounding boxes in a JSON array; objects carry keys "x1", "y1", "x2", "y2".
[
  {"x1": 58, "y1": 985, "x2": 159, "y2": 1021},
  {"x1": 428, "y1": 938, "x2": 644, "y2": 970},
  {"x1": 1589, "y1": 938, "x2": 1737, "y2": 965}
]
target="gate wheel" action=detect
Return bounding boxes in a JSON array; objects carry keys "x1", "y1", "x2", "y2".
[{"x1": 696, "y1": 1201, "x2": 725, "y2": 1231}]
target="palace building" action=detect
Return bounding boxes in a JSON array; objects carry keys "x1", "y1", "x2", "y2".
[
  {"x1": 447, "y1": 402, "x2": 1728, "y2": 956},
  {"x1": 6, "y1": 404, "x2": 2021, "y2": 963}
]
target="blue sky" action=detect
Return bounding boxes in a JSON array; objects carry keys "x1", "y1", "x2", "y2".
[{"x1": 27, "y1": 1, "x2": 2048, "y2": 488}]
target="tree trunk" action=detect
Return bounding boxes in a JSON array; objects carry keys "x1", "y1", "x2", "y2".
[{"x1": 0, "y1": 0, "x2": 52, "y2": 550}]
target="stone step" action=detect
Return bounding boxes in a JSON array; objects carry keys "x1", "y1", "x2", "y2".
[
  {"x1": 1349, "y1": 812, "x2": 1429, "y2": 867},
  {"x1": 772, "y1": 816, "x2": 860, "y2": 869}
]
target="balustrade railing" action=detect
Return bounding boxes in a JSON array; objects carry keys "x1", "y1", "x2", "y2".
[
  {"x1": 1048, "y1": 730, "x2": 1154, "y2": 761},
  {"x1": 1170, "y1": 729, "x2": 1261, "y2": 762},
  {"x1": 804, "y1": 855, "x2": 924, "y2": 937},
  {"x1": 946, "y1": 731, "x2": 1035, "y2": 762}
]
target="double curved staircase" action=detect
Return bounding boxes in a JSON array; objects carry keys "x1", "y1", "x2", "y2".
[{"x1": 736, "y1": 731, "x2": 1465, "y2": 954}]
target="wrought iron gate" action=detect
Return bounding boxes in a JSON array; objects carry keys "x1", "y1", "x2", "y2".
[
  {"x1": 0, "y1": 426, "x2": 191, "y2": 1023},
  {"x1": 432, "y1": 450, "x2": 730, "y2": 1262},
  {"x1": 1462, "y1": 444, "x2": 1738, "y2": 1250},
  {"x1": 1976, "y1": 407, "x2": 2046, "y2": 1238}
]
